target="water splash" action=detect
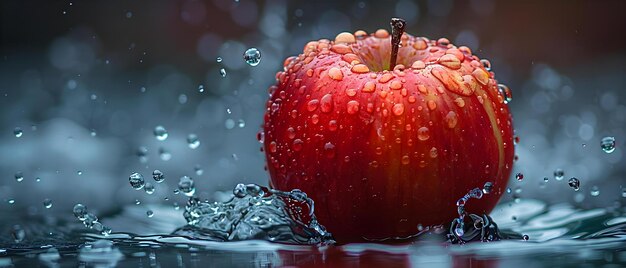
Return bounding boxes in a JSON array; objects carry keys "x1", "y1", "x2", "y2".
[
  {"x1": 446, "y1": 183, "x2": 519, "y2": 244},
  {"x1": 174, "y1": 183, "x2": 334, "y2": 245}
]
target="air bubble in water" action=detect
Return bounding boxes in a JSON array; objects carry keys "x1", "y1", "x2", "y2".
[
  {"x1": 622, "y1": 189, "x2": 626, "y2": 198},
  {"x1": 43, "y1": 198, "x2": 53, "y2": 209},
  {"x1": 601, "y1": 136, "x2": 616, "y2": 153},
  {"x1": 482, "y1": 182, "x2": 493, "y2": 194},
  {"x1": 220, "y1": 68, "x2": 227, "y2": 77},
  {"x1": 543, "y1": 177, "x2": 549, "y2": 182},
  {"x1": 73, "y1": 204, "x2": 88, "y2": 220},
  {"x1": 173, "y1": 202, "x2": 180, "y2": 210},
  {"x1": 216, "y1": 57, "x2": 222, "y2": 63},
  {"x1": 568, "y1": 177, "x2": 580, "y2": 191},
  {"x1": 178, "y1": 176, "x2": 195, "y2": 196},
  {"x1": 516, "y1": 173, "x2": 524, "y2": 181},
  {"x1": 243, "y1": 48, "x2": 261, "y2": 66},
  {"x1": 152, "y1": 170, "x2": 164, "y2": 183},
  {"x1": 77, "y1": 170, "x2": 83, "y2": 175},
  {"x1": 129, "y1": 172, "x2": 145, "y2": 190},
  {"x1": 198, "y1": 84, "x2": 204, "y2": 92},
  {"x1": 146, "y1": 210, "x2": 154, "y2": 218},
  {"x1": 554, "y1": 169, "x2": 564, "y2": 181},
  {"x1": 15, "y1": 172, "x2": 24, "y2": 182},
  {"x1": 238, "y1": 119, "x2": 246, "y2": 128},
  {"x1": 144, "y1": 182, "x2": 155, "y2": 195},
  {"x1": 590, "y1": 186, "x2": 600, "y2": 196},
  {"x1": 8, "y1": 199, "x2": 15, "y2": 204},
  {"x1": 14, "y1": 127, "x2": 23, "y2": 138},
  {"x1": 153, "y1": 126, "x2": 168, "y2": 141},
  {"x1": 522, "y1": 234, "x2": 529, "y2": 241},
  {"x1": 187, "y1": 134, "x2": 200, "y2": 149},
  {"x1": 498, "y1": 84, "x2": 512, "y2": 104}
]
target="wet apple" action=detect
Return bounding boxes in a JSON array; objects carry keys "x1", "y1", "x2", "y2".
[{"x1": 262, "y1": 18, "x2": 514, "y2": 242}]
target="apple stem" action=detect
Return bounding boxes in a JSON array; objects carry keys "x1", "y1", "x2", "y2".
[{"x1": 389, "y1": 18, "x2": 406, "y2": 70}]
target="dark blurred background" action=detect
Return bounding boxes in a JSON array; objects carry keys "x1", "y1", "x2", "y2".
[{"x1": 1, "y1": 0, "x2": 625, "y2": 218}]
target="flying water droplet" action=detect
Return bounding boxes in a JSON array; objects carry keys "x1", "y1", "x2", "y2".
[
  {"x1": 498, "y1": 84, "x2": 512, "y2": 104},
  {"x1": 152, "y1": 170, "x2": 164, "y2": 183},
  {"x1": 568, "y1": 177, "x2": 580, "y2": 191},
  {"x1": 243, "y1": 48, "x2": 261, "y2": 66},
  {"x1": 43, "y1": 198, "x2": 53, "y2": 209},
  {"x1": 178, "y1": 176, "x2": 195, "y2": 196},
  {"x1": 137, "y1": 146, "x2": 148, "y2": 163},
  {"x1": 144, "y1": 182, "x2": 155, "y2": 195},
  {"x1": 73, "y1": 204, "x2": 88, "y2": 220},
  {"x1": 14, "y1": 127, "x2": 23, "y2": 138},
  {"x1": 480, "y1": 59, "x2": 491, "y2": 71},
  {"x1": 15, "y1": 172, "x2": 24, "y2": 182},
  {"x1": 129, "y1": 172, "x2": 145, "y2": 190},
  {"x1": 482, "y1": 182, "x2": 493, "y2": 194},
  {"x1": 554, "y1": 169, "x2": 564, "y2": 181},
  {"x1": 153, "y1": 126, "x2": 168, "y2": 141},
  {"x1": 601, "y1": 136, "x2": 616, "y2": 153},
  {"x1": 194, "y1": 165, "x2": 204, "y2": 176},
  {"x1": 187, "y1": 134, "x2": 200, "y2": 149},
  {"x1": 224, "y1": 119, "x2": 235, "y2": 129},
  {"x1": 590, "y1": 186, "x2": 600, "y2": 196},
  {"x1": 159, "y1": 148, "x2": 172, "y2": 161}
]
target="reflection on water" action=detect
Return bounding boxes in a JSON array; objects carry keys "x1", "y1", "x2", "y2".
[{"x1": 1, "y1": 195, "x2": 625, "y2": 267}]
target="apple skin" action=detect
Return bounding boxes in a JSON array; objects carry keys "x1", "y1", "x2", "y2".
[{"x1": 262, "y1": 30, "x2": 514, "y2": 242}]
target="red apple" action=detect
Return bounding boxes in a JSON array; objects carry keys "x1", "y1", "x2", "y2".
[{"x1": 262, "y1": 19, "x2": 514, "y2": 242}]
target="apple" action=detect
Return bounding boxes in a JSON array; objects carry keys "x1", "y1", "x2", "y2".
[{"x1": 262, "y1": 18, "x2": 514, "y2": 242}]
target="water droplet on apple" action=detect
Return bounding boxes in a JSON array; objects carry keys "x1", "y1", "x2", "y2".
[
  {"x1": 417, "y1": 127, "x2": 430, "y2": 141},
  {"x1": 392, "y1": 103, "x2": 404, "y2": 116},
  {"x1": 307, "y1": 99, "x2": 319, "y2": 112},
  {"x1": 320, "y1": 94, "x2": 333, "y2": 113},
  {"x1": 347, "y1": 100, "x2": 360, "y2": 114},
  {"x1": 324, "y1": 142, "x2": 335, "y2": 158}
]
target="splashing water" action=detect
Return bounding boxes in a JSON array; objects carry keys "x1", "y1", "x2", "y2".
[{"x1": 176, "y1": 183, "x2": 333, "y2": 244}]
